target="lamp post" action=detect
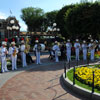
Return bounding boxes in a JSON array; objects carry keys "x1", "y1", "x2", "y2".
[
  {"x1": 49, "y1": 23, "x2": 60, "y2": 39},
  {"x1": 7, "y1": 19, "x2": 19, "y2": 38}
]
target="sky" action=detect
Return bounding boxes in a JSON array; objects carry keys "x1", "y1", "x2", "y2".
[{"x1": 0, "y1": 0, "x2": 96, "y2": 31}]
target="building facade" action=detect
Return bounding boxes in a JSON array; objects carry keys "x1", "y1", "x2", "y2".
[{"x1": 0, "y1": 16, "x2": 20, "y2": 41}]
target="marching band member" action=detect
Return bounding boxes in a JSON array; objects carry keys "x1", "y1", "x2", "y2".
[
  {"x1": 0, "y1": 41, "x2": 8, "y2": 73},
  {"x1": 74, "y1": 39, "x2": 80, "y2": 61},
  {"x1": 66, "y1": 39, "x2": 72, "y2": 62},
  {"x1": 9, "y1": 42, "x2": 18, "y2": 70},
  {"x1": 88, "y1": 39, "x2": 95, "y2": 61},
  {"x1": 33, "y1": 39, "x2": 41, "y2": 64},
  {"x1": 20, "y1": 40, "x2": 27, "y2": 67},
  {"x1": 25, "y1": 37, "x2": 34, "y2": 64},
  {"x1": 82, "y1": 40, "x2": 87, "y2": 60},
  {"x1": 52, "y1": 41, "x2": 60, "y2": 62}
]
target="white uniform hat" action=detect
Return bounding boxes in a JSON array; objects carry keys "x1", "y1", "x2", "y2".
[
  {"x1": 83, "y1": 40, "x2": 86, "y2": 43},
  {"x1": 21, "y1": 40, "x2": 24, "y2": 43},
  {"x1": 67, "y1": 39, "x2": 70, "y2": 42},
  {"x1": 35, "y1": 40, "x2": 39, "y2": 43},
  {"x1": 2, "y1": 41, "x2": 5, "y2": 45},
  {"x1": 76, "y1": 39, "x2": 79, "y2": 42},
  {"x1": 55, "y1": 41, "x2": 58, "y2": 44},
  {"x1": 91, "y1": 39, "x2": 93, "y2": 42},
  {"x1": 11, "y1": 42, "x2": 16, "y2": 45},
  {"x1": 95, "y1": 40, "x2": 98, "y2": 43}
]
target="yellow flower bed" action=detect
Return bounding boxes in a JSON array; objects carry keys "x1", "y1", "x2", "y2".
[{"x1": 75, "y1": 67, "x2": 100, "y2": 88}]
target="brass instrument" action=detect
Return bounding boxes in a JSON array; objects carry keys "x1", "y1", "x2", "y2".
[
  {"x1": 13, "y1": 48, "x2": 17, "y2": 56},
  {"x1": 24, "y1": 44, "x2": 30, "y2": 53},
  {"x1": 90, "y1": 42, "x2": 97, "y2": 50}
]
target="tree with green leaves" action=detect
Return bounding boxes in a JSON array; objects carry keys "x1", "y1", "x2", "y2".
[
  {"x1": 65, "y1": 2, "x2": 100, "y2": 40},
  {"x1": 21, "y1": 7, "x2": 44, "y2": 32},
  {"x1": 45, "y1": 10, "x2": 58, "y2": 27},
  {"x1": 56, "y1": 5, "x2": 75, "y2": 39}
]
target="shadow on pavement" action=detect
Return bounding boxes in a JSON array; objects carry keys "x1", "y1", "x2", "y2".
[{"x1": 60, "y1": 75, "x2": 89, "y2": 100}]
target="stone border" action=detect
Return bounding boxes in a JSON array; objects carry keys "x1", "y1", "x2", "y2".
[{"x1": 62, "y1": 67, "x2": 100, "y2": 100}]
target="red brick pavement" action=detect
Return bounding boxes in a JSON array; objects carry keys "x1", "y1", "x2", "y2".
[{"x1": 0, "y1": 55, "x2": 88, "y2": 100}]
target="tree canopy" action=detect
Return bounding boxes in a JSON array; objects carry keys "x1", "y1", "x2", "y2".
[
  {"x1": 21, "y1": 7, "x2": 44, "y2": 32},
  {"x1": 65, "y1": 2, "x2": 100, "y2": 40}
]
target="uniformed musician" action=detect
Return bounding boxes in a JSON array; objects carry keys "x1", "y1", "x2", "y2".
[
  {"x1": 20, "y1": 40, "x2": 27, "y2": 67},
  {"x1": 0, "y1": 41, "x2": 8, "y2": 73},
  {"x1": 52, "y1": 41, "x2": 60, "y2": 62},
  {"x1": 66, "y1": 39, "x2": 72, "y2": 62},
  {"x1": 82, "y1": 40, "x2": 87, "y2": 60},
  {"x1": 74, "y1": 39, "x2": 80, "y2": 61},
  {"x1": 9, "y1": 42, "x2": 18, "y2": 70}
]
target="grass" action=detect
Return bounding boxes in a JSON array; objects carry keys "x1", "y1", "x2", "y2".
[{"x1": 67, "y1": 68, "x2": 100, "y2": 94}]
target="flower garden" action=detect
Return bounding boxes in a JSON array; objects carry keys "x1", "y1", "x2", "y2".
[
  {"x1": 67, "y1": 65, "x2": 100, "y2": 93},
  {"x1": 75, "y1": 66, "x2": 100, "y2": 89}
]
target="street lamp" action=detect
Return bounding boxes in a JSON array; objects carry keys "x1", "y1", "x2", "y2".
[{"x1": 10, "y1": 20, "x2": 15, "y2": 24}]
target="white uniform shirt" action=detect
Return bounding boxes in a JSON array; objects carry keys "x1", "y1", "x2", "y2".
[
  {"x1": 66, "y1": 43, "x2": 72, "y2": 50},
  {"x1": 82, "y1": 44, "x2": 87, "y2": 50},
  {"x1": 53, "y1": 45, "x2": 60, "y2": 51},
  {"x1": 74, "y1": 43, "x2": 80, "y2": 50},
  {"x1": 0, "y1": 46, "x2": 8, "y2": 57},
  {"x1": 33, "y1": 44, "x2": 38, "y2": 52},
  {"x1": 9, "y1": 46, "x2": 18, "y2": 56},
  {"x1": 88, "y1": 43, "x2": 94, "y2": 50},
  {"x1": 20, "y1": 44, "x2": 25, "y2": 52}
]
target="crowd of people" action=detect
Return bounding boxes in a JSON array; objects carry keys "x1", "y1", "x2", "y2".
[
  {"x1": 50, "y1": 39, "x2": 99, "y2": 63},
  {"x1": 0, "y1": 37, "x2": 100, "y2": 73}
]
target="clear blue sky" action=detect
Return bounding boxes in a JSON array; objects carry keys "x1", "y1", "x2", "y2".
[{"x1": 0, "y1": 0, "x2": 95, "y2": 31}]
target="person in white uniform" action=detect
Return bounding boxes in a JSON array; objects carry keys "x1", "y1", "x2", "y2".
[
  {"x1": 88, "y1": 39, "x2": 95, "y2": 61},
  {"x1": 66, "y1": 39, "x2": 72, "y2": 62},
  {"x1": 33, "y1": 40, "x2": 41, "y2": 64},
  {"x1": 52, "y1": 41, "x2": 60, "y2": 62},
  {"x1": 74, "y1": 39, "x2": 80, "y2": 61},
  {"x1": 0, "y1": 41, "x2": 8, "y2": 73},
  {"x1": 82, "y1": 40, "x2": 87, "y2": 60},
  {"x1": 9, "y1": 42, "x2": 18, "y2": 70},
  {"x1": 20, "y1": 40, "x2": 27, "y2": 67}
]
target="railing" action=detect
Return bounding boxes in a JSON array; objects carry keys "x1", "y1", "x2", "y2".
[{"x1": 64, "y1": 61, "x2": 95, "y2": 93}]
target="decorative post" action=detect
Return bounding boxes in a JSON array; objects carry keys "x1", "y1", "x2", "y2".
[
  {"x1": 87, "y1": 47, "x2": 89, "y2": 65},
  {"x1": 64, "y1": 62, "x2": 66, "y2": 78},
  {"x1": 68, "y1": 59, "x2": 70, "y2": 69},
  {"x1": 73, "y1": 66, "x2": 75, "y2": 85},
  {"x1": 92, "y1": 71, "x2": 94, "y2": 93},
  {"x1": 77, "y1": 58, "x2": 78, "y2": 66}
]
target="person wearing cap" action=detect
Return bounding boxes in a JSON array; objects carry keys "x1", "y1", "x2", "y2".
[
  {"x1": 82, "y1": 40, "x2": 87, "y2": 60},
  {"x1": 52, "y1": 41, "x2": 60, "y2": 62},
  {"x1": 8, "y1": 42, "x2": 18, "y2": 70},
  {"x1": 66, "y1": 39, "x2": 72, "y2": 62},
  {"x1": 74, "y1": 39, "x2": 80, "y2": 61},
  {"x1": 20, "y1": 40, "x2": 27, "y2": 67},
  {"x1": 0, "y1": 41, "x2": 8, "y2": 73},
  {"x1": 33, "y1": 39, "x2": 41, "y2": 64},
  {"x1": 88, "y1": 39, "x2": 95, "y2": 61}
]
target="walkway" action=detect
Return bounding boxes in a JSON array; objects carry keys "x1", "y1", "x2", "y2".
[{"x1": 0, "y1": 54, "x2": 94, "y2": 100}]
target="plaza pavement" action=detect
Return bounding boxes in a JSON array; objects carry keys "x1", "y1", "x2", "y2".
[{"x1": 0, "y1": 54, "x2": 98, "y2": 100}]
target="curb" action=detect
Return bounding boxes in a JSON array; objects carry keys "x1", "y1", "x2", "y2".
[{"x1": 62, "y1": 68, "x2": 100, "y2": 100}]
